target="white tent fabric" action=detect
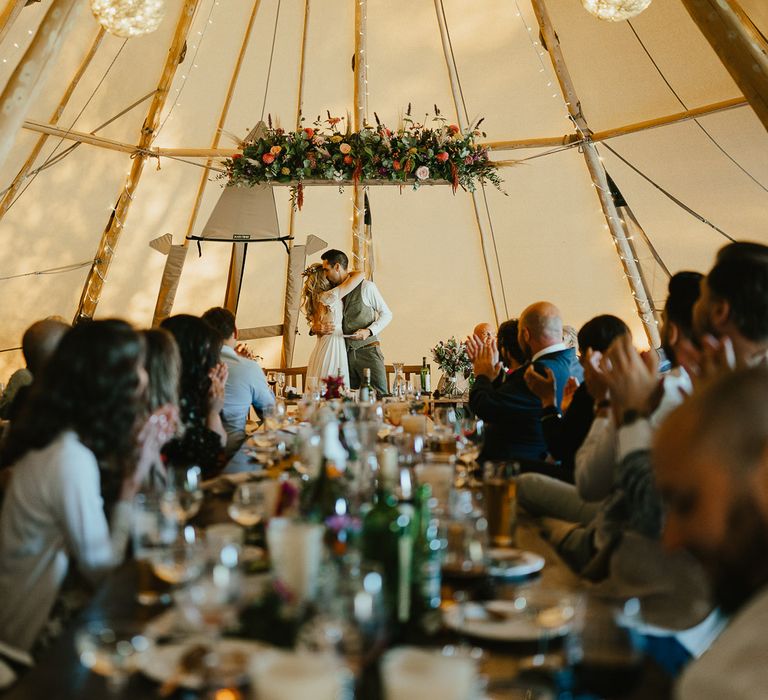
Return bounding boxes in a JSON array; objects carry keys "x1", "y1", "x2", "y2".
[{"x1": 0, "y1": 0, "x2": 766, "y2": 378}]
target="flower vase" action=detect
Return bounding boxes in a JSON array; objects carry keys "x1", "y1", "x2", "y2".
[{"x1": 438, "y1": 371, "x2": 461, "y2": 398}]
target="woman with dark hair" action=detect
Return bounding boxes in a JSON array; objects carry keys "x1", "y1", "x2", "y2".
[
  {"x1": 160, "y1": 314, "x2": 227, "y2": 477},
  {"x1": 0, "y1": 320, "x2": 175, "y2": 654}
]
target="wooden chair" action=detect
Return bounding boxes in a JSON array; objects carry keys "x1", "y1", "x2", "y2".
[
  {"x1": 384, "y1": 364, "x2": 422, "y2": 393},
  {"x1": 263, "y1": 366, "x2": 308, "y2": 395}
]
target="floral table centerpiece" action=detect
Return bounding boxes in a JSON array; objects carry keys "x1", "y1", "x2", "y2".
[
  {"x1": 431, "y1": 336, "x2": 473, "y2": 397},
  {"x1": 223, "y1": 107, "x2": 503, "y2": 209}
]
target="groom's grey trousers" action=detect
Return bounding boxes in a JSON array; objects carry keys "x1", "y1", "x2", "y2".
[{"x1": 347, "y1": 342, "x2": 388, "y2": 397}]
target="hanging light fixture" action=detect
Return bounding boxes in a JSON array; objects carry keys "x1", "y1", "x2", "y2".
[
  {"x1": 90, "y1": 0, "x2": 166, "y2": 38},
  {"x1": 581, "y1": 0, "x2": 651, "y2": 22}
]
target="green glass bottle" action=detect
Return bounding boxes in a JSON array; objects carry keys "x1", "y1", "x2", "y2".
[
  {"x1": 420, "y1": 356, "x2": 432, "y2": 395},
  {"x1": 361, "y1": 465, "x2": 414, "y2": 624},
  {"x1": 409, "y1": 484, "x2": 442, "y2": 637}
]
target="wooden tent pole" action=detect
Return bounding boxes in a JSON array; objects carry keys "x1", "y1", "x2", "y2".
[
  {"x1": 75, "y1": 0, "x2": 200, "y2": 322},
  {"x1": 529, "y1": 0, "x2": 660, "y2": 348},
  {"x1": 433, "y1": 0, "x2": 506, "y2": 327},
  {"x1": 681, "y1": 0, "x2": 768, "y2": 132},
  {"x1": 151, "y1": 0, "x2": 263, "y2": 327},
  {"x1": 351, "y1": 0, "x2": 370, "y2": 277},
  {"x1": 280, "y1": 0, "x2": 311, "y2": 368},
  {"x1": 0, "y1": 0, "x2": 81, "y2": 176},
  {"x1": 0, "y1": 27, "x2": 105, "y2": 222},
  {"x1": 0, "y1": 0, "x2": 25, "y2": 48}
]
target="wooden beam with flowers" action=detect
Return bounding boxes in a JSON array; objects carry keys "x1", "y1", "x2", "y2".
[{"x1": 221, "y1": 107, "x2": 504, "y2": 209}]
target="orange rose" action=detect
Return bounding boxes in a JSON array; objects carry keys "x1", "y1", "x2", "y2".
[
  {"x1": 436, "y1": 151, "x2": 449, "y2": 162},
  {"x1": 262, "y1": 153, "x2": 275, "y2": 164},
  {"x1": 393, "y1": 160, "x2": 401, "y2": 171},
  {"x1": 270, "y1": 145, "x2": 282, "y2": 155},
  {"x1": 448, "y1": 124, "x2": 460, "y2": 135},
  {"x1": 343, "y1": 154, "x2": 354, "y2": 165},
  {"x1": 339, "y1": 143, "x2": 352, "y2": 155},
  {"x1": 304, "y1": 127, "x2": 314, "y2": 138}
]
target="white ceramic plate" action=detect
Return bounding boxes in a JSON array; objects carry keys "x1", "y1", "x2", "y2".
[
  {"x1": 487, "y1": 548, "x2": 545, "y2": 579},
  {"x1": 139, "y1": 638, "x2": 268, "y2": 689},
  {"x1": 444, "y1": 601, "x2": 571, "y2": 642}
]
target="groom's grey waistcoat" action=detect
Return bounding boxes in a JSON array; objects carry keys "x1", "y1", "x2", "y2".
[{"x1": 342, "y1": 284, "x2": 379, "y2": 350}]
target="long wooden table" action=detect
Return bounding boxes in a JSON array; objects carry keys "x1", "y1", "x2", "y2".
[{"x1": 3, "y1": 443, "x2": 673, "y2": 699}]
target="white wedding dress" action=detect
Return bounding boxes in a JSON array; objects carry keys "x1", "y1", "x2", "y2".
[{"x1": 306, "y1": 287, "x2": 350, "y2": 387}]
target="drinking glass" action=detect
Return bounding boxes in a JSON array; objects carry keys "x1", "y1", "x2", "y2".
[
  {"x1": 132, "y1": 493, "x2": 177, "y2": 605},
  {"x1": 391, "y1": 363, "x2": 407, "y2": 398},
  {"x1": 482, "y1": 461, "x2": 520, "y2": 547},
  {"x1": 228, "y1": 482, "x2": 268, "y2": 527},
  {"x1": 276, "y1": 372, "x2": 286, "y2": 398},
  {"x1": 149, "y1": 525, "x2": 207, "y2": 586},
  {"x1": 440, "y1": 514, "x2": 488, "y2": 579},
  {"x1": 267, "y1": 371, "x2": 278, "y2": 394},
  {"x1": 76, "y1": 621, "x2": 151, "y2": 692},
  {"x1": 160, "y1": 465, "x2": 203, "y2": 524}
]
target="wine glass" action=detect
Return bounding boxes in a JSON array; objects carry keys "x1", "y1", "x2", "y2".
[
  {"x1": 160, "y1": 465, "x2": 203, "y2": 524},
  {"x1": 149, "y1": 525, "x2": 207, "y2": 587},
  {"x1": 228, "y1": 483, "x2": 267, "y2": 527},
  {"x1": 76, "y1": 621, "x2": 152, "y2": 692},
  {"x1": 132, "y1": 493, "x2": 178, "y2": 605},
  {"x1": 267, "y1": 371, "x2": 278, "y2": 395},
  {"x1": 456, "y1": 418, "x2": 484, "y2": 485}
]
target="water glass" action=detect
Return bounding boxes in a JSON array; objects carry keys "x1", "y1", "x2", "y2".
[
  {"x1": 276, "y1": 372, "x2": 286, "y2": 398},
  {"x1": 440, "y1": 515, "x2": 488, "y2": 578},
  {"x1": 76, "y1": 621, "x2": 152, "y2": 692},
  {"x1": 160, "y1": 465, "x2": 203, "y2": 524},
  {"x1": 149, "y1": 525, "x2": 206, "y2": 586},
  {"x1": 228, "y1": 482, "x2": 268, "y2": 527},
  {"x1": 381, "y1": 647, "x2": 477, "y2": 700}
]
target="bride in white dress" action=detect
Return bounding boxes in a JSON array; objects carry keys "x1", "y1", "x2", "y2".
[{"x1": 302, "y1": 263, "x2": 364, "y2": 388}]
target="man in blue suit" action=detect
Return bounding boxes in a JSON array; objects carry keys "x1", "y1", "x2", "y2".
[{"x1": 468, "y1": 302, "x2": 583, "y2": 469}]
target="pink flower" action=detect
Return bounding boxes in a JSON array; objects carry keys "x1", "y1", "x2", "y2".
[
  {"x1": 339, "y1": 143, "x2": 352, "y2": 154},
  {"x1": 464, "y1": 156, "x2": 473, "y2": 165},
  {"x1": 415, "y1": 165, "x2": 430, "y2": 180}
]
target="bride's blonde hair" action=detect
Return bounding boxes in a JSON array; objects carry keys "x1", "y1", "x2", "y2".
[{"x1": 301, "y1": 262, "x2": 332, "y2": 324}]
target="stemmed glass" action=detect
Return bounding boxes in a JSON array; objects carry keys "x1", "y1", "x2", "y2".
[
  {"x1": 228, "y1": 483, "x2": 268, "y2": 546},
  {"x1": 456, "y1": 418, "x2": 484, "y2": 485},
  {"x1": 266, "y1": 371, "x2": 278, "y2": 395},
  {"x1": 149, "y1": 525, "x2": 207, "y2": 587},
  {"x1": 75, "y1": 621, "x2": 152, "y2": 693},
  {"x1": 276, "y1": 372, "x2": 286, "y2": 398},
  {"x1": 160, "y1": 465, "x2": 203, "y2": 524}
]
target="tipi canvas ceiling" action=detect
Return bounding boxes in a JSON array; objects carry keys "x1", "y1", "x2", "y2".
[{"x1": 0, "y1": 0, "x2": 766, "y2": 376}]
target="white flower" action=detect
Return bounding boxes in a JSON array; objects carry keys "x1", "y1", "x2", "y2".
[
  {"x1": 415, "y1": 165, "x2": 430, "y2": 180},
  {"x1": 333, "y1": 170, "x2": 345, "y2": 181}
]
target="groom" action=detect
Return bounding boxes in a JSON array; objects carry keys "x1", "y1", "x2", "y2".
[{"x1": 317, "y1": 249, "x2": 392, "y2": 396}]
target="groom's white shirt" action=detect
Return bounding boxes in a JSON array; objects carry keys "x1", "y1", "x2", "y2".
[{"x1": 357, "y1": 279, "x2": 393, "y2": 336}]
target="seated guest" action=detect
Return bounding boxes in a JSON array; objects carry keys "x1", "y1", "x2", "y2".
[
  {"x1": 497, "y1": 318, "x2": 526, "y2": 376},
  {"x1": 654, "y1": 366, "x2": 768, "y2": 699},
  {"x1": 472, "y1": 322, "x2": 495, "y2": 344},
  {"x1": 0, "y1": 321, "x2": 174, "y2": 654},
  {"x1": 684, "y1": 241, "x2": 768, "y2": 369},
  {"x1": 468, "y1": 302, "x2": 582, "y2": 464},
  {"x1": 0, "y1": 319, "x2": 68, "y2": 420},
  {"x1": 141, "y1": 328, "x2": 182, "y2": 488},
  {"x1": 201, "y1": 307, "x2": 275, "y2": 454},
  {"x1": 574, "y1": 271, "x2": 702, "y2": 505},
  {"x1": 160, "y1": 314, "x2": 227, "y2": 478},
  {"x1": 523, "y1": 314, "x2": 630, "y2": 476}
]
